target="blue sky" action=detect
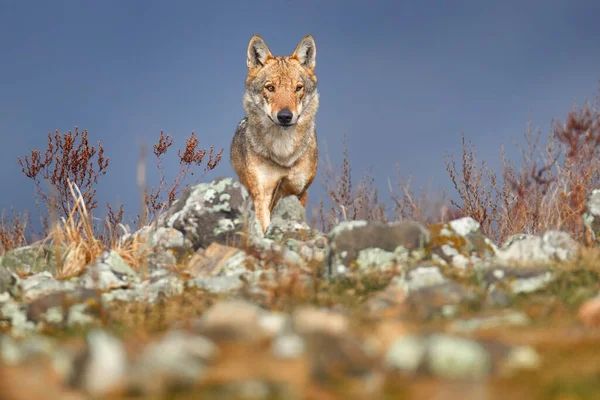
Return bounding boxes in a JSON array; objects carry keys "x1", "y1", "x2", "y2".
[{"x1": 1, "y1": 0, "x2": 599, "y2": 227}]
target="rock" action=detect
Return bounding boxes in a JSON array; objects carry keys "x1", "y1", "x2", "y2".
[
  {"x1": 129, "y1": 226, "x2": 194, "y2": 271},
  {"x1": 583, "y1": 189, "x2": 600, "y2": 244},
  {"x1": 481, "y1": 266, "x2": 554, "y2": 294},
  {"x1": 186, "y1": 242, "x2": 249, "y2": 278},
  {"x1": 26, "y1": 288, "x2": 102, "y2": 327},
  {"x1": 0, "y1": 334, "x2": 57, "y2": 365},
  {"x1": 20, "y1": 272, "x2": 76, "y2": 301},
  {"x1": 404, "y1": 281, "x2": 475, "y2": 319},
  {"x1": 384, "y1": 335, "x2": 427, "y2": 374},
  {"x1": 498, "y1": 346, "x2": 542, "y2": 376},
  {"x1": 81, "y1": 250, "x2": 138, "y2": 291},
  {"x1": 428, "y1": 217, "x2": 496, "y2": 269},
  {"x1": 292, "y1": 307, "x2": 349, "y2": 336},
  {"x1": 1, "y1": 298, "x2": 36, "y2": 336},
  {"x1": 128, "y1": 330, "x2": 218, "y2": 395},
  {"x1": 159, "y1": 177, "x2": 261, "y2": 250},
  {"x1": 362, "y1": 280, "x2": 408, "y2": 318},
  {"x1": 0, "y1": 245, "x2": 59, "y2": 275},
  {"x1": 327, "y1": 220, "x2": 429, "y2": 277},
  {"x1": 427, "y1": 334, "x2": 492, "y2": 379},
  {"x1": 448, "y1": 311, "x2": 530, "y2": 333},
  {"x1": 271, "y1": 334, "x2": 305, "y2": 359},
  {"x1": 265, "y1": 195, "x2": 314, "y2": 242},
  {"x1": 193, "y1": 299, "x2": 266, "y2": 341},
  {"x1": 500, "y1": 234, "x2": 535, "y2": 249},
  {"x1": 385, "y1": 334, "x2": 492, "y2": 379},
  {"x1": 0, "y1": 267, "x2": 18, "y2": 295},
  {"x1": 495, "y1": 230, "x2": 577, "y2": 264},
  {"x1": 304, "y1": 332, "x2": 376, "y2": 382},
  {"x1": 395, "y1": 265, "x2": 447, "y2": 293},
  {"x1": 187, "y1": 275, "x2": 244, "y2": 293},
  {"x1": 258, "y1": 312, "x2": 291, "y2": 337},
  {"x1": 69, "y1": 330, "x2": 127, "y2": 398},
  {"x1": 102, "y1": 273, "x2": 184, "y2": 304}
]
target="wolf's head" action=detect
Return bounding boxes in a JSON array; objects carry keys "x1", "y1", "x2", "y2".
[{"x1": 244, "y1": 35, "x2": 318, "y2": 128}]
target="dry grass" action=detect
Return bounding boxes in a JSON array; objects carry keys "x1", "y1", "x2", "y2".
[
  {"x1": 0, "y1": 210, "x2": 29, "y2": 255},
  {"x1": 44, "y1": 180, "x2": 147, "y2": 279}
]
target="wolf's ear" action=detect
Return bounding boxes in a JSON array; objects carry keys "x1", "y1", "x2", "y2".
[
  {"x1": 247, "y1": 35, "x2": 272, "y2": 69},
  {"x1": 292, "y1": 35, "x2": 316, "y2": 69}
]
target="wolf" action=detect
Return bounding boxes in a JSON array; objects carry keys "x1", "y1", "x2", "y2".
[{"x1": 230, "y1": 34, "x2": 319, "y2": 233}]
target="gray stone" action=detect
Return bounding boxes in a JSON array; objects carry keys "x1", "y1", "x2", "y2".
[
  {"x1": 0, "y1": 245, "x2": 58, "y2": 275},
  {"x1": 328, "y1": 220, "x2": 429, "y2": 277},
  {"x1": 102, "y1": 274, "x2": 184, "y2": 304},
  {"x1": 20, "y1": 272, "x2": 76, "y2": 301},
  {"x1": 495, "y1": 231, "x2": 577, "y2": 264},
  {"x1": 128, "y1": 330, "x2": 218, "y2": 395},
  {"x1": 125, "y1": 226, "x2": 194, "y2": 271},
  {"x1": 427, "y1": 334, "x2": 492, "y2": 379},
  {"x1": 428, "y1": 217, "x2": 497, "y2": 268},
  {"x1": 1, "y1": 299, "x2": 36, "y2": 336},
  {"x1": 159, "y1": 177, "x2": 262, "y2": 250},
  {"x1": 70, "y1": 330, "x2": 128, "y2": 398},
  {"x1": 188, "y1": 275, "x2": 243, "y2": 293},
  {"x1": 272, "y1": 334, "x2": 305, "y2": 359},
  {"x1": 482, "y1": 266, "x2": 554, "y2": 294},
  {"x1": 384, "y1": 335, "x2": 427, "y2": 374},
  {"x1": 193, "y1": 299, "x2": 266, "y2": 341},
  {"x1": 265, "y1": 195, "x2": 314, "y2": 242},
  {"x1": 81, "y1": 250, "x2": 138, "y2": 291},
  {"x1": 449, "y1": 311, "x2": 531, "y2": 333},
  {"x1": 0, "y1": 267, "x2": 17, "y2": 295},
  {"x1": 395, "y1": 265, "x2": 447, "y2": 293}
]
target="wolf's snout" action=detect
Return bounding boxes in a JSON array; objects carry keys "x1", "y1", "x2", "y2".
[{"x1": 277, "y1": 108, "x2": 294, "y2": 125}]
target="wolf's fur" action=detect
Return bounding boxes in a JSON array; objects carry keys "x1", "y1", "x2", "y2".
[{"x1": 230, "y1": 34, "x2": 319, "y2": 233}]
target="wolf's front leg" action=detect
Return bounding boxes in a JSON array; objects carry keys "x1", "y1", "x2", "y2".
[{"x1": 252, "y1": 187, "x2": 274, "y2": 233}]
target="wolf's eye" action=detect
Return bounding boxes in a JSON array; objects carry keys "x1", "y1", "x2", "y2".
[
  {"x1": 265, "y1": 84, "x2": 275, "y2": 92},
  {"x1": 296, "y1": 85, "x2": 304, "y2": 92}
]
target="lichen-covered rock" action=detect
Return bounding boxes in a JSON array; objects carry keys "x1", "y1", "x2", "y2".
[
  {"x1": 159, "y1": 177, "x2": 262, "y2": 250},
  {"x1": 1, "y1": 298, "x2": 36, "y2": 337},
  {"x1": 449, "y1": 311, "x2": 530, "y2": 333},
  {"x1": 81, "y1": 250, "x2": 138, "y2": 291},
  {"x1": 265, "y1": 195, "x2": 314, "y2": 242},
  {"x1": 583, "y1": 189, "x2": 600, "y2": 244},
  {"x1": 385, "y1": 334, "x2": 492, "y2": 379},
  {"x1": 0, "y1": 267, "x2": 18, "y2": 295},
  {"x1": 193, "y1": 299, "x2": 267, "y2": 341},
  {"x1": 187, "y1": 275, "x2": 244, "y2": 293},
  {"x1": 102, "y1": 272, "x2": 184, "y2": 304},
  {"x1": 125, "y1": 226, "x2": 194, "y2": 271},
  {"x1": 26, "y1": 288, "x2": 102, "y2": 327},
  {"x1": 481, "y1": 266, "x2": 554, "y2": 294},
  {"x1": 404, "y1": 280, "x2": 475, "y2": 319},
  {"x1": 327, "y1": 220, "x2": 429, "y2": 278},
  {"x1": 428, "y1": 217, "x2": 497, "y2": 269},
  {"x1": 495, "y1": 231, "x2": 577, "y2": 264},
  {"x1": 395, "y1": 265, "x2": 447, "y2": 293},
  {"x1": 0, "y1": 245, "x2": 59, "y2": 275},
  {"x1": 128, "y1": 330, "x2": 218, "y2": 395},
  {"x1": 69, "y1": 330, "x2": 128, "y2": 398},
  {"x1": 20, "y1": 272, "x2": 77, "y2": 301},
  {"x1": 500, "y1": 233, "x2": 536, "y2": 250},
  {"x1": 292, "y1": 306, "x2": 349, "y2": 337}
]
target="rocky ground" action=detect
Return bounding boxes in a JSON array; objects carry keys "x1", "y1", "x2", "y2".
[{"x1": 3, "y1": 178, "x2": 600, "y2": 399}]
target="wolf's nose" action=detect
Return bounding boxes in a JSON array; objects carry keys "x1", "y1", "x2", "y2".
[{"x1": 277, "y1": 109, "x2": 293, "y2": 124}]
